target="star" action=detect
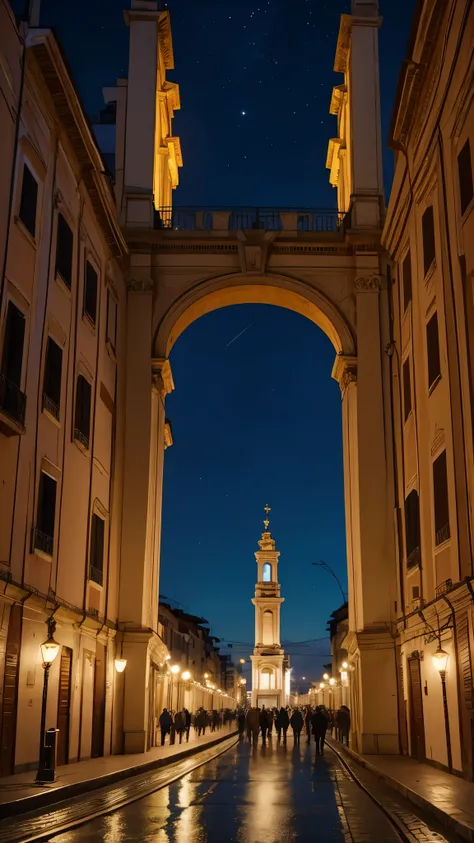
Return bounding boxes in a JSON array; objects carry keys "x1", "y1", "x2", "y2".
[{"x1": 241, "y1": 111, "x2": 246, "y2": 116}]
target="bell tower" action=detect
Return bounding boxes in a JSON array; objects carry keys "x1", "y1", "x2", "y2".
[{"x1": 250, "y1": 507, "x2": 286, "y2": 708}]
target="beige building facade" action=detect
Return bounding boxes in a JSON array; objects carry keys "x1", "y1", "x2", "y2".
[{"x1": 382, "y1": 0, "x2": 474, "y2": 777}]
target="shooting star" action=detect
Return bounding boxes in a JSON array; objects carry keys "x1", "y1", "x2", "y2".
[{"x1": 225, "y1": 321, "x2": 255, "y2": 348}]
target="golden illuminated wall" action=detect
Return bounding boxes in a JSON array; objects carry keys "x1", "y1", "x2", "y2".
[{"x1": 152, "y1": 11, "x2": 182, "y2": 209}]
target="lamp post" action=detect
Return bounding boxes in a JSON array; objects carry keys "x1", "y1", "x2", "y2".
[
  {"x1": 36, "y1": 618, "x2": 60, "y2": 783},
  {"x1": 432, "y1": 645, "x2": 452, "y2": 773},
  {"x1": 312, "y1": 561, "x2": 347, "y2": 603}
]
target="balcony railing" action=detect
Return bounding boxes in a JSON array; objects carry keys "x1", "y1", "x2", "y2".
[
  {"x1": 74, "y1": 427, "x2": 90, "y2": 450},
  {"x1": 0, "y1": 372, "x2": 26, "y2": 427},
  {"x1": 435, "y1": 578, "x2": 453, "y2": 598},
  {"x1": 435, "y1": 522, "x2": 451, "y2": 547},
  {"x1": 42, "y1": 392, "x2": 60, "y2": 421},
  {"x1": 89, "y1": 565, "x2": 104, "y2": 586},
  {"x1": 32, "y1": 528, "x2": 53, "y2": 557},
  {"x1": 154, "y1": 206, "x2": 348, "y2": 233},
  {"x1": 406, "y1": 546, "x2": 421, "y2": 570}
]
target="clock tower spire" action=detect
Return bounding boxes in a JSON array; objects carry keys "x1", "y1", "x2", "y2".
[{"x1": 250, "y1": 507, "x2": 287, "y2": 708}]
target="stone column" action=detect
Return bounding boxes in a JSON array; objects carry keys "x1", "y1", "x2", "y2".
[
  {"x1": 333, "y1": 277, "x2": 398, "y2": 752},
  {"x1": 349, "y1": 0, "x2": 384, "y2": 230}
]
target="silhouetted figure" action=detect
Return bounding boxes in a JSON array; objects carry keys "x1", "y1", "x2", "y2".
[
  {"x1": 311, "y1": 707, "x2": 328, "y2": 755},
  {"x1": 174, "y1": 710, "x2": 185, "y2": 744},
  {"x1": 238, "y1": 711, "x2": 246, "y2": 739},
  {"x1": 159, "y1": 708, "x2": 173, "y2": 746},
  {"x1": 183, "y1": 708, "x2": 191, "y2": 741},
  {"x1": 260, "y1": 707, "x2": 269, "y2": 744},
  {"x1": 276, "y1": 707, "x2": 289, "y2": 742},
  {"x1": 196, "y1": 708, "x2": 207, "y2": 737},
  {"x1": 305, "y1": 707, "x2": 313, "y2": 743},
  {"x1": 336, "y1": 705, "x2": 351, "y2": 745},
  {"x1": 245, "y1": 707, "x2": 260, "y2": 744},
  {"x1": 290, "y1": 708, "x2": 304, "y2": 743}
]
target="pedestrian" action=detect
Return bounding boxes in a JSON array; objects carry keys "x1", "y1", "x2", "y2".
[
  {"x1": 290, "y1": 708, "x2": 304, "y2": 744},
  {"x1": 311, "y1": 706, "x2": 328, "y2": 755},
  {"x1": 260, "y1": 706, "x2": 269, "y2": 744},
  {"x1": 174, "y1": 710, "x2": 185, "y2": 744},
  {"x1": 336, "y1": 705, "x2": 350, "y2": 745},
  {"x1": 305, "y1": 707, "x2": 313, "y2": 743},
  {"x1": 183, "y1": 707, "x2": 191, "y2": 741},
  {"x1": 245, "y1": 706, "x2": 260, "y2": 745},
  {"x1": 159, "y1": 708, "x2": 173, "y2": 746},
  {"x1": 276, "y1": 707, "x2": 289, "y2": 742},
  {"x1": 195, "y1": 707, "x2": 207, "y2": 737},
  {"x1": 170, "y1": 711, "x2": 176, "y2": 745},
  {"x1": 266, "y1": 707, "x2": 274, "y2": 736},
  {"x1": 238, "y1": 710, "x2": 246, "y2": 739}
]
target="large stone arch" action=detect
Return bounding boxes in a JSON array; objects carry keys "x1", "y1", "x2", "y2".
[{"x1": 152, "y1": 272, "x2": 356, "y2": 361}]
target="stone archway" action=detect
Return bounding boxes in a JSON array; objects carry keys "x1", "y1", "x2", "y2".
[{"x1": 115, "y1": 0, "x2": 399, "y2": 756}]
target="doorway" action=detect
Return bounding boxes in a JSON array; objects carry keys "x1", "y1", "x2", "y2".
[
  {"x1": 91, "y1": 642, "x2": 106, "y2": 758},
  {"x1": 408, "y1": 656, "x2": 426, "y2": 761},
  {"x1": 57, "y1": 646, "x2": 72, "y2": 766},
  {"x1": 0, "y1": 604, "x2": 22, "y2": 776}
]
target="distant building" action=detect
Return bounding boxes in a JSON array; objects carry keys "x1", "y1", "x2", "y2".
[
  {"x1": 383, "y1": 0, "x2": 474, "y2": 777},
  {"x1": 250, "y1": 509, "x2": 288, "y2": 708}
]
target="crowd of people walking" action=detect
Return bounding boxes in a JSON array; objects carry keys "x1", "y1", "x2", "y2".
[
  {"x1": 239, "y1": 704, "x2": 350, "y2": 756},
  {"x1": 158, "y1": 707, "x2": 235, "y2": 746}
]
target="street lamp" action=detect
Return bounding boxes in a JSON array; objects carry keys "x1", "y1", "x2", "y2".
[
  {"x1": 329, "y1": 677, "x2": 336, "y2": 686},
  {"x1": 323, "y1": 673, "x2": 329, "y2": 681},
  {"x1": 170, "y1": 664, "x2": 181, "y2": 675},
  {"x1": 182, "y1": 670, "x2": 191, "y2": 681},
  {"x1": 239, "y1": 659, "x2": 246, "y2": 664},
  {"x1": 36, "y1": 618, "x2": 60, "y2": 783},
  {"x1": 432, "y1": 645, "x2": 452, "y2": 772},
  {"x1": 114, "y1": 658, "x2": 127, "y2": 673}
]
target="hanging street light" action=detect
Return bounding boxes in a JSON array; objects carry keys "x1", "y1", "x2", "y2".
[
  {"x1": 114, "y1": 658, "x2": 127, "y2": 673},
  {"x1": 36, "y1": 618, "x2": 60, "y2": 784}
]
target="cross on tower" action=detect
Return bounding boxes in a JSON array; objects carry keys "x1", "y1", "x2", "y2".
[{"x1": 263, "y1": 504, "x2": 271, "y2": 532}]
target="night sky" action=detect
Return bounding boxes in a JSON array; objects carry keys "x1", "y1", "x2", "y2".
[{"x1": 40, "y1": 0, "x2": 415, "y2": 688}]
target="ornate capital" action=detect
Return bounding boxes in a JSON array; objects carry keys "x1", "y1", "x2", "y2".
[
  {"x1": 151, "y1": 358, "x2": 174, "y2": 398},
  {"x1": 355, "y1": 276, "x2": 382, "y2": 293},
  {"x1": 127, "y1": 278, "x2": 153, "y2": 293},
  {"x1": 332, "y1": 354, "x2": 357, "y2": 396}
]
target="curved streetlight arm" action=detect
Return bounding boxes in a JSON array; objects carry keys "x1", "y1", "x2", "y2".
[{"x1": 312, "y1": 560, "x2": 347, "y2": 604}]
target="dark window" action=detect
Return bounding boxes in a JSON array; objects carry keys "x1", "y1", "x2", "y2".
[
  {"x1": 403, "y1": 251, "x2": 412, "y2": 312},
  {"x1": 42, "y1": 338, "x2": 62, "y2": 420},
  {"x1": 89, "y1": 513, "x2": 105, "y2": 586},
  {"x1": 403, "y1": 357, "x2": 412, "y2": 421},
  {"x1": 55, "y1": 213, "x2": 74, "y2": 288},
  {"x1": 405, "y1": 489, "x2": 420, "y2": 566},
  {"x1": 458, "y1": 139, "x2": 474, "y2": 216},
  {"x1": 84, "y1": 261, "x2": 98, "y2": 324},
  {"x1": 422, "y1": 206, "x2": 436, "y2": 276},
  {"x1": 1, "y1": 302, "x2": 25, "y2": 387},
  {"x1": 34, "y1": 471, "x2": 57, "y2": 555},
  {"x1": 433, "y1": 450, "x2": 450, "y2": 546},
  {"x1": 18, "y1": 164, "x2": 38, "y2": 238},
  {"x1": 106, "y1": 290, "x2": 117, "y2": 350},
  {"x1": 426, "y1": 311, "x2": 441, "y2": 390},
  {"x1": 74, "y1": 374, "x2": 91, "y2": 448}
]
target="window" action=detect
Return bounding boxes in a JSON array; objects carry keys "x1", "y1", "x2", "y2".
[
  {"x1": 106, "y1": 289, "x2": 117, "y2": 351},
  {"x1": 404, "y1": 489, "x2": 420, "y2": 567},
  {"x1": 0, "y1": 301, "x2": 26, "y2": 424},
  {"x1": 433, "y1": 450, "x2": 450, "y2": 546},
  {"x1": 458, "y1": 139, "x2": 473, "y2": 216},
  {"x1": 260, "y1": 667, "x2": 275, "y2": 690},
  {"x1": 18, "y1": 164, "x2": 38, "y2": 238},
  {"x1": 74, "y1": 374, "x2": 92, "y2": 448},
  {"x1": 34, "y1": 471, "x2": 57, "y2": 556},
  {"x1": 403, "y1": 357, "x2": 412, "y2": 421},
  {"x1": 402, "y1": 251, "x2": 412, "y2": 312},
  {"x1": 422, "y1": 206, "x2": 436, "y2": 276},
  {"x1": 42, "y1": 338, "x2": 62, "y2": 420},
  {"x1": 426, "y1": 311, "x2": 441, "y2": 390},
  {"x1": 89, "y1": 513, "x2": 105, "y2": 586},
  {"x1": 262, "y1": 563, "x2": 272, "y2": 582},
  {"x1": 84, "y1": 261, "x2": 98, "y2": 324},
  {"x1": 55, "y1": 213, "x2": 74, "y2": 288}
]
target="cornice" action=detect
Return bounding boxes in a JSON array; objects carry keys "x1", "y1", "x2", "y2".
[
  {"x1": 158, "y1": 10, "x2": 175, "y2": 70},
  {"x1": 152, "y1": 357, "x2": 175, "y2": 397},
  {"x1": 326, "y1": 138, "x2": 342, "y2": 187},
  {"x1": 332, "y1": 354, "x2": 357, "y2": 395},
  {"x1": 334, "y1": 14, "x2": 352, "y2": 74},
  {"x1": 329, "y1": 84, "x2": 346, "y2": 116}
]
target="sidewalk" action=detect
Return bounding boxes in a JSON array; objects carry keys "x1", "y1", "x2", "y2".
[
  {"x1": 332, "y1": 739, "x2": 474, "y2": 843},
  {"x1": 0, "y1": 725, "x2": 238, "y2": 820}
]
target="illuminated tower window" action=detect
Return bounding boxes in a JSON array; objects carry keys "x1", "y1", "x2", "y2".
[{"x1": 263, "y1": 562, "x2": 272, "y2": 582}]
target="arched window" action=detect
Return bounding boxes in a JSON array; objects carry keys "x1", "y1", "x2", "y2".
[
  {"x1": 260, "y1": 667, "x2": 275, "y2": 690},
  {"x1": 262, "y1": 610, "x2": 273, "y2": 645},
  {"x1": 262, "y1": 563, "x2": 272, "y2": 582}
]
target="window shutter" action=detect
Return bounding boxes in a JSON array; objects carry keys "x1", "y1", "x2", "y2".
[
  {"x1": 55, "y1": 214, "x2": 74, "y2": 288},
  {"x1": 403, "y1": 357, "x2": 412, "y2": 420},
  {"x1": 403, "y1": 251, "x2": 412, "y2": 311},
  {"x1": 433, "y1": 450, "x2": 450, "y2": 545},
  {"x1": 44, "y1": 338, "x2": 63, "y2": 411},
  {"x1": 19, "y1": 164, "x2": 38, "y2": 238},
  {"x1": 38, "y1": 472, "x2": 57, "y2": 540},
  {"x1": 84, "y1": 261, "x2": 98, "y2": 323},
  {"x1": 426, "y1": 312, "x2": 441, "y2": 389}
]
